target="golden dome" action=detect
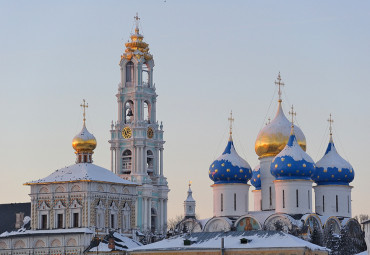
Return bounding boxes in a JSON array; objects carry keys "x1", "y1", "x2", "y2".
[
  {"x1": 121, "y1": 24, "x2": 153, "y2": 61},
  {"x1": 72, "y1": 124, "x2": 97, "y2": 153},
  {"x1": 255, "y1": 101, "x2": 306, "y2": 158}
]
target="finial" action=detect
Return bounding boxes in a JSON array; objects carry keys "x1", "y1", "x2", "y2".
[
  {"x1": 189, "y1": 180, "x2": 192, "y2": 187},
  {"x1": 80, "y1": 99, "x2": 88, "y2": 126},
  {"x1": 228, "y1": 110, "x2": 234, "y2": 138},
  {"x1": 288, "y1": 105, "x2": 296, "y2": 128},
  {"x1": 266, "y1": 117, "x2": 271, "y2": 125},
  {"x1": 274, "y1": 72, "x2": 285, "y2": 102},
  {"x1": 328, "y1": 113, "x2": 334, "y2": 137},
  {"x1": 134, "y1": 12, "x2": 140, "y2": 33}
]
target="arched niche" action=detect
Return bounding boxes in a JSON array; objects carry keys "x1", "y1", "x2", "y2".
[
  {"x1": 35, "y1": 240, "x2": 45, "y2": 248},
  {"x1": 39, "y1": 186, "x2": 49, "y2": 194},
  {"x1": 143, "y1": 100, "x2": 151, "y2": 123},
  {"x1": 71, "y1": 185, "x2": 81, "y2": 192},
  {"x1": 324, "y1": 216, "x2": 341, "y2": 236},
  {"x1": 235, "y1": 216, "x2": 262, "y2": 231},
  {"x1": 146, "y1": 150, "x2": 154, "y2": 175},
  {"x1": 126, "y1": 61, "x2": 134, "y2": 86},
  {"x1": 55, "y1": 186, "x2": 65, "y2": 193},
  {"x1": 0, "y1": 241, "x2": 7, "y2": 249},
  {"x1": 264, "y1": 214, "x2": 294, "y2": 233},
  {"x1": 50, "y1": 239, "x2": 61, "y2": 247},
  {"x1": 124, "y1": 100, "x2": 134, "y2": 124},
  {"x1": 176, "y1": 218, "x2": 202, "y2": 233},
  {"x1": 14, "y1": 240, "x2": 25, "y2": 249},
  {"x1": 66, "y1": 238, "x2": 77, "y2": 247},
  {"x1": 122, "y1": 149, "x2": 132, "y2": 174},
  {"x1": 203, "y1": 217, "x2": 232, "y2": 232}
]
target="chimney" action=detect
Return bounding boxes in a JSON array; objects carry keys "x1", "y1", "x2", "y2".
[{"x1": 15, "y1": 212, "x2": 24, "y2": 229}]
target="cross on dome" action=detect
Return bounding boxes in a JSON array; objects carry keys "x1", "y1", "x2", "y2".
[
  {"x1": 188, "y1": 180, "x2": 192, "y2": 188},
  {"x1": 228, "y1": 111, "x2": 234, "y2": 137},
  {"x1": 328, "y1": 113, "x2": 334, "y2": 136},
  {"x1": 80, "y1": 99, "x2": 88, "y2": 125},
  {"x1": 289, "y1": 105, "x2": 296, "y2": 128},
  {"x1": 134, "y1": 12, "x2": 140, "y2": 32},
  {"x1": 275, "y1": 72, "x2": 285, "y2": 102}
]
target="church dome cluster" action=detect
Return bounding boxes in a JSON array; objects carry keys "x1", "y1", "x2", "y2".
[
  {"x1": 270, "y1": 130, "x2": 315, "y2": 180},
  {"x1": 209, "y1": 136, "x2": 252, "y2": 184},
  {"x1": 312, "y1": 135, "x2": 354, "y2": 185}
]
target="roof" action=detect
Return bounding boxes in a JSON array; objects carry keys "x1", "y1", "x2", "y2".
[
  {"x1": 0, "y1": 203, "x2": 30, "y2": 233},
  {"x1": 129, "y1": 231, "x2": 328, "y2": 252},
  {"x1": 87, "y1": 232, "x2": 142, "y2": 252},
  {"x1": 0, "y1": 227, "x2": 93, "y2": 238},
  {"x1": 25, "y1": 163, "x2": 137, "y2": 185}
]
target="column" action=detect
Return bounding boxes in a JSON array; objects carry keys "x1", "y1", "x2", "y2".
[
  {"x1": 159, "y1": 199, "x2": 163, "y2": 233},
  {"x1": 115, "y1": 148, "x2": 120, "y2": 174},
  {"x1": 163, "y1": 199, "x2": 167, "y2": 229},
  {"x1": 160, "y1": 148, "x2": 163, "y2": 176},
  {"x1": 111, "y1": 148, "x2": 114, "y2": 172},
  {"x1": 148, "y1": 198, "x2": 152, "y2": 232},
  {"x1": 143, "y1": 197, "x2": 147, "y2": 229}
]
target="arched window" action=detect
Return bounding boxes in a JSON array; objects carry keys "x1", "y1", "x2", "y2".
[
  {"x1": 142, "y1": 63, "x2": 150, "y2": 87},
  {"x1": 126, "y1": 61, "x2": 134, "y2": 86},
  {"x1": 124, "y1": 101, "x2": 134, "y2": 124},
  {"x1": 283, "y1": 190, "x2": 285, "y2": 208},
  {"x1": 336, "y1": 195, "x2": 339, "y2": 212},
  {"x1": 296, "y1": 189, "x2": 299, "y2": 207},
  {"x1": 144, "y1": 101, "x2": 151, "y2": 123},
  {"x1": 221, "y1": 193, "x2": 223, "y2": 212},
  {"x1": 122, "y1": 150, "x2": 132, "y2": 174},
  {"x1": 147, "y1": 150, "x2": 154, "y2": 175}
]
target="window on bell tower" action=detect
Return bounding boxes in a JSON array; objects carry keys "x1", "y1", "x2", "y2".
[
  {"x1": 126, "y1": 61, "x2": 134, "y2": 87},
  {"x1": 125, "y1": 101, "x2": 134, "y2": 124},
  {"x1": 144, "y1": 101, "x2": 151, "y2": 123},
  {"x1": 147, "y1": 150, "x2": 154, "y2": 175},
  {"x1": 122, "y1": 150, "x2": 132, "y2": 174},
  {"x1": 142, "y1": 63, "x2": 150, "y2": 87}
]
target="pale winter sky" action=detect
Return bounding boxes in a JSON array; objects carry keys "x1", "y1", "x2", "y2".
[{"x1": 0, "y1": 1, "x2": 369, "y2": 221}]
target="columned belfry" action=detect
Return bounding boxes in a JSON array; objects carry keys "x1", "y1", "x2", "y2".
[{"x1": 109, "y1": 14, "x2": 169, "y2": 234}]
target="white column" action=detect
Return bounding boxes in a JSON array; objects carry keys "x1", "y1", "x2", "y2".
[
  {"x1": 260, "y1": 156, "x2": 275, "y2": 210},
  {"x1": 115, "y1": 148, "x2": 120, "y2": 174},
  {"x1": 160, "y1": 148, "x2": 163, "y2": 176},
  {"x1": 143, "y1": 197, "x2": 147, "y2": 229},
  {"x1": 111, "y1": 148, "x2": 114, "y2": 172},
  {"x1": 164, "y1": 199, "x2": 167, "y2": 229},
  {"x1": 159, "y1": 199, "x2": 163, "y2": 233},
  {"x1": 148, "y1": 198, "x2": 152, "y2": 231}
]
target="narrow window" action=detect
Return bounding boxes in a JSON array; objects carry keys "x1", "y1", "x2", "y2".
[
  {"x1": 323, "y1": 195, "x2": 325, "y2": 212},
  {"x1": 57, "y1": 214, "x2": 63, "y2": 228},
  {"x1": 221, "y1": 194, "x2": 223, "y2": 212},
  {"x1": 296, "y1": 189, "x2": 299, "y2": 208},
  {"x1": 111, "y1": 214, "x2": 115, "y2": 228},
  {"x1": 41, "y1": 215, "x2": 47, "y2": 229},
  {"x1": 73, "y1": 213, "x2": 79, "y2": 228},
  {"x1": 84, "y1": 155, "x2": 87, "y2": 162},
  {"x1": 283, "y1": 190, "x2": 285, "y2": 208},
  {"x1": 269, "y1": 187, "x2": 272, "y2": 206},
  {"x1": 308, "y1": 190, "x2": 310, "y2": 209},
  {"x1": 348, "y1": 196, "x2": 350, "y2": 213},
  {"x1": 234, "y1": 193, "x2": 237, "y2": 211},
  {"x1": 336, "y1": 195, "x2": 338, "y2": 212}
]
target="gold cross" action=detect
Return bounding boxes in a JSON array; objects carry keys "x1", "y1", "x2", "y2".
[
  {"x1": 275, "y1": 72, "x2": 285, "y2": 102},
  {"x1": 134, "y1": 12, "x2": 140, "y2": 30},
  {"x1": 328, "y1": 113, "x2": 334, "y2": 136},
  {"x1": 289, "y1": 105, "x2": 296, "y2": 127},
  {"x1": 189, "y1": 180, "x2": 192, "y2": 187},
  {"x1": 80, "y1": 99, "x2": 88, "y2": 125},
  {"x1": 228, "y1": 111, "x2": 234, "y2": 135}
]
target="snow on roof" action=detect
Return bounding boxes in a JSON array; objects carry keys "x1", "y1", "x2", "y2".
[
  {"x1": 89, "y1": 232, "x2": 141, "y2": 252},
  {"x1": 129, "y1": 231, "x2": 328, "y2": 252},
  {"x1": 25, "y1": 163, "x2": 136, "y2": 185},
  {"x1": 0, "y1": 228, "x2": 94, "y2": 238},
  {"x1": 275, "y1": 134, "x2": 314, "y2": 162}
]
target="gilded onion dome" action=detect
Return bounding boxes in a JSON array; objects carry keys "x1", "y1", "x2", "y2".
[
  {"x1": 72, "y1": 123, "x2": 97, "y2": 153},
  {"x1": 271, "y1": 130, "x2": 315, "y2": 180},
  {"x1": 312, "y1": 135, "x2": 354, "y2": 186},
  {"x1": 121, "y1": 15, "x2": 153, "y2": 62},
  {"x1": 209, "y1": 135, "x2": 252, "y2": 184},
  {"x1": 251, "y1": 165, "x2": 261, "y2": 190},
  {"x1": 255, "y1": 101, "x2": 306, "y2": 159}
]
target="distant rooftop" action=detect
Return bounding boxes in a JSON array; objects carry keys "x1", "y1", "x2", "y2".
[{"x1": 0, "y1": 203, "x2": 30, "y2": 234}]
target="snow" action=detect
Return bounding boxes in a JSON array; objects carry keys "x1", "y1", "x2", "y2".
[
  {"x1": 355, "y1": 251, "x2": 367, "y2": 255},
  {"x1": 276, "y1": 135, "x2": 314, "y2": 163},
  {"x1": 89, "y1": 232, "x2": 141, "y2": 251},
  {"x1": 129, "y1": 231, "x2": 328, "y2": 252},
  {"x1": 217, "y1": 142, "x2": 251, "y2": 169},
  {"x1": 316, "y1": 141, "x2": 353, "y2": 170},
  {"x1": 0, "y1": 228, "x2": 94, "y2": 237},
  {"x1": 25, "y1": 163, "x2": 136, "y2": 185},
  {"x1": 74, "y1": 125, "x2": 95, "y2": 140}
]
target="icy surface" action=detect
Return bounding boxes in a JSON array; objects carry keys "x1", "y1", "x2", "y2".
[
  {"x1": 316, "y1": 140, "x2": 353, "y2": 170},
  {"x1": 276, "y1": 135, "x2": 314, "y2": 163},
  {"x1": 217, "y1": 141, "x2": 251, "y2": 169},
  {"x1": 89, "y1": 232, "x2": 141, "y2": 251},
  {"x1": 74, "y1": 124, "x2": 95, "y2": 140},
  {"x1": 25, "y1": 163, "x2": 136, "y2": 185},
  {"x1": 129, "y1": 231, "x2": 328, "y2": 251}
]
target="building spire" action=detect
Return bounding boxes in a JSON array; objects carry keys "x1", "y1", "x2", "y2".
[
  {"x1": 328, "y1": 113, "x2": 334, "y2": 139},
  {"x1": 134, "y1": 12, "x2": 140, "y2": 33},
  {"x1": 275, "y1": 72, "x2": 285, "y2": 102},
  {"x1": 289, "y1": 105, "x2": 296, "y2": 131},
  {"x1": 80, "y1": 99, "x2": 88, "y2": 126},
  {"x1": 228, "y1": 110, "x2": 234, "y2": 139}
]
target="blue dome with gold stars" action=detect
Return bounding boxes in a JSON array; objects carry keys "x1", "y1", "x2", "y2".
[
  {"x1": 271, "y1": 132, "x2": 315, "y2": 180},
  {"x1": 251, "y1": 165, "x2": 261, "y2": 190},
  {"x1": 209, "y1": 136, "x2": 252, "y2": 184},
  {"x1": 312, "y1": 136, "x2": 354, "y2": 185}
]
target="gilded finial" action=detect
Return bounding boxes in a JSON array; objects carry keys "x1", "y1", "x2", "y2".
[
  {"x1": 189, "y1": 180, "x2": 192, "y2": 187},
  {"x1": 134, "y1": 12, "x2": 140, "y2": 33},
  {"x1": 328, "y1": 113, "x2": 334, "y2": 137},
  {"x1": 275, "y1": 72, "x2": 285, "y2": 102},
  {"x1": 228, "y1": 111, "x2": 234, "y2": 138},
  {"x1": 266, "y1": 117, "x2": 271, "y2": 125},
  {"x1": 80, "y1": 99, "x2": 88, "y2": 126},
  {"x1": 289, "y1": 105, "x2": 296, "y2": 129}
]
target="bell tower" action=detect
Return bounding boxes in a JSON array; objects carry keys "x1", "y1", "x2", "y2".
[{"x1": 109, "y1": 14, "x2": 169, "y2": 234}]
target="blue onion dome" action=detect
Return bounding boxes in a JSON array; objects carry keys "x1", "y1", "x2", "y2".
[
  {"x1": 209, "y1": 135, "x2": 252, "y2": 184},
  {"x1": 251, "y1": 165, "x2": 261, "y2": 190},
  {"x1": 255, "y1": 100, "x2": 306, "y2": 159},
  {"x1": 312, "y1": 135, "x2": 354, "y2": 185},
  {"x1": 271, "y1": 130, "x2": 315, "y2": 180}
]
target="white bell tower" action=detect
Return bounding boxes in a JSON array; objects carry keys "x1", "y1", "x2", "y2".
[{"x1": 109, "y1": 14, "x2": 169, "y2": 234}]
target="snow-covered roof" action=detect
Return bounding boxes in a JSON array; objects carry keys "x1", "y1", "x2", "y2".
[
  {"x1": 25, "y1": 163, "x2": 136, "y2": 185},
  {"x1": 0, "y1": 228, "x2": 94, "y2": 238},
  {"x1": 89, "y1": 232, "x2": 141, "y2": 252},
  {"x1": 129, "y1": 231, "x2": 328, "y2": 252}
]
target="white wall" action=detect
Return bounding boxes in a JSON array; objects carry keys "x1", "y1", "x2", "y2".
[
  {"x1": 260, "y1": 157, "x2": 275, "y2": 210},
  {"x1": 314, "y1": 185, "x2": 352, "y2": 217},
  {"x1": 252, "y1": 190, "x2": 261, "y2": 211},
  {"x1": 212, "y1": 183, "x2": 250, "y2": 217},
  {"x1": 274, "y1": 179, "x2": 312, "y2": 214}
]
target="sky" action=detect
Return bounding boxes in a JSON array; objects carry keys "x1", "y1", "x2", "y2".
[{"x1": 0, "y1": 1, "x2": 370, "y2": 221}]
